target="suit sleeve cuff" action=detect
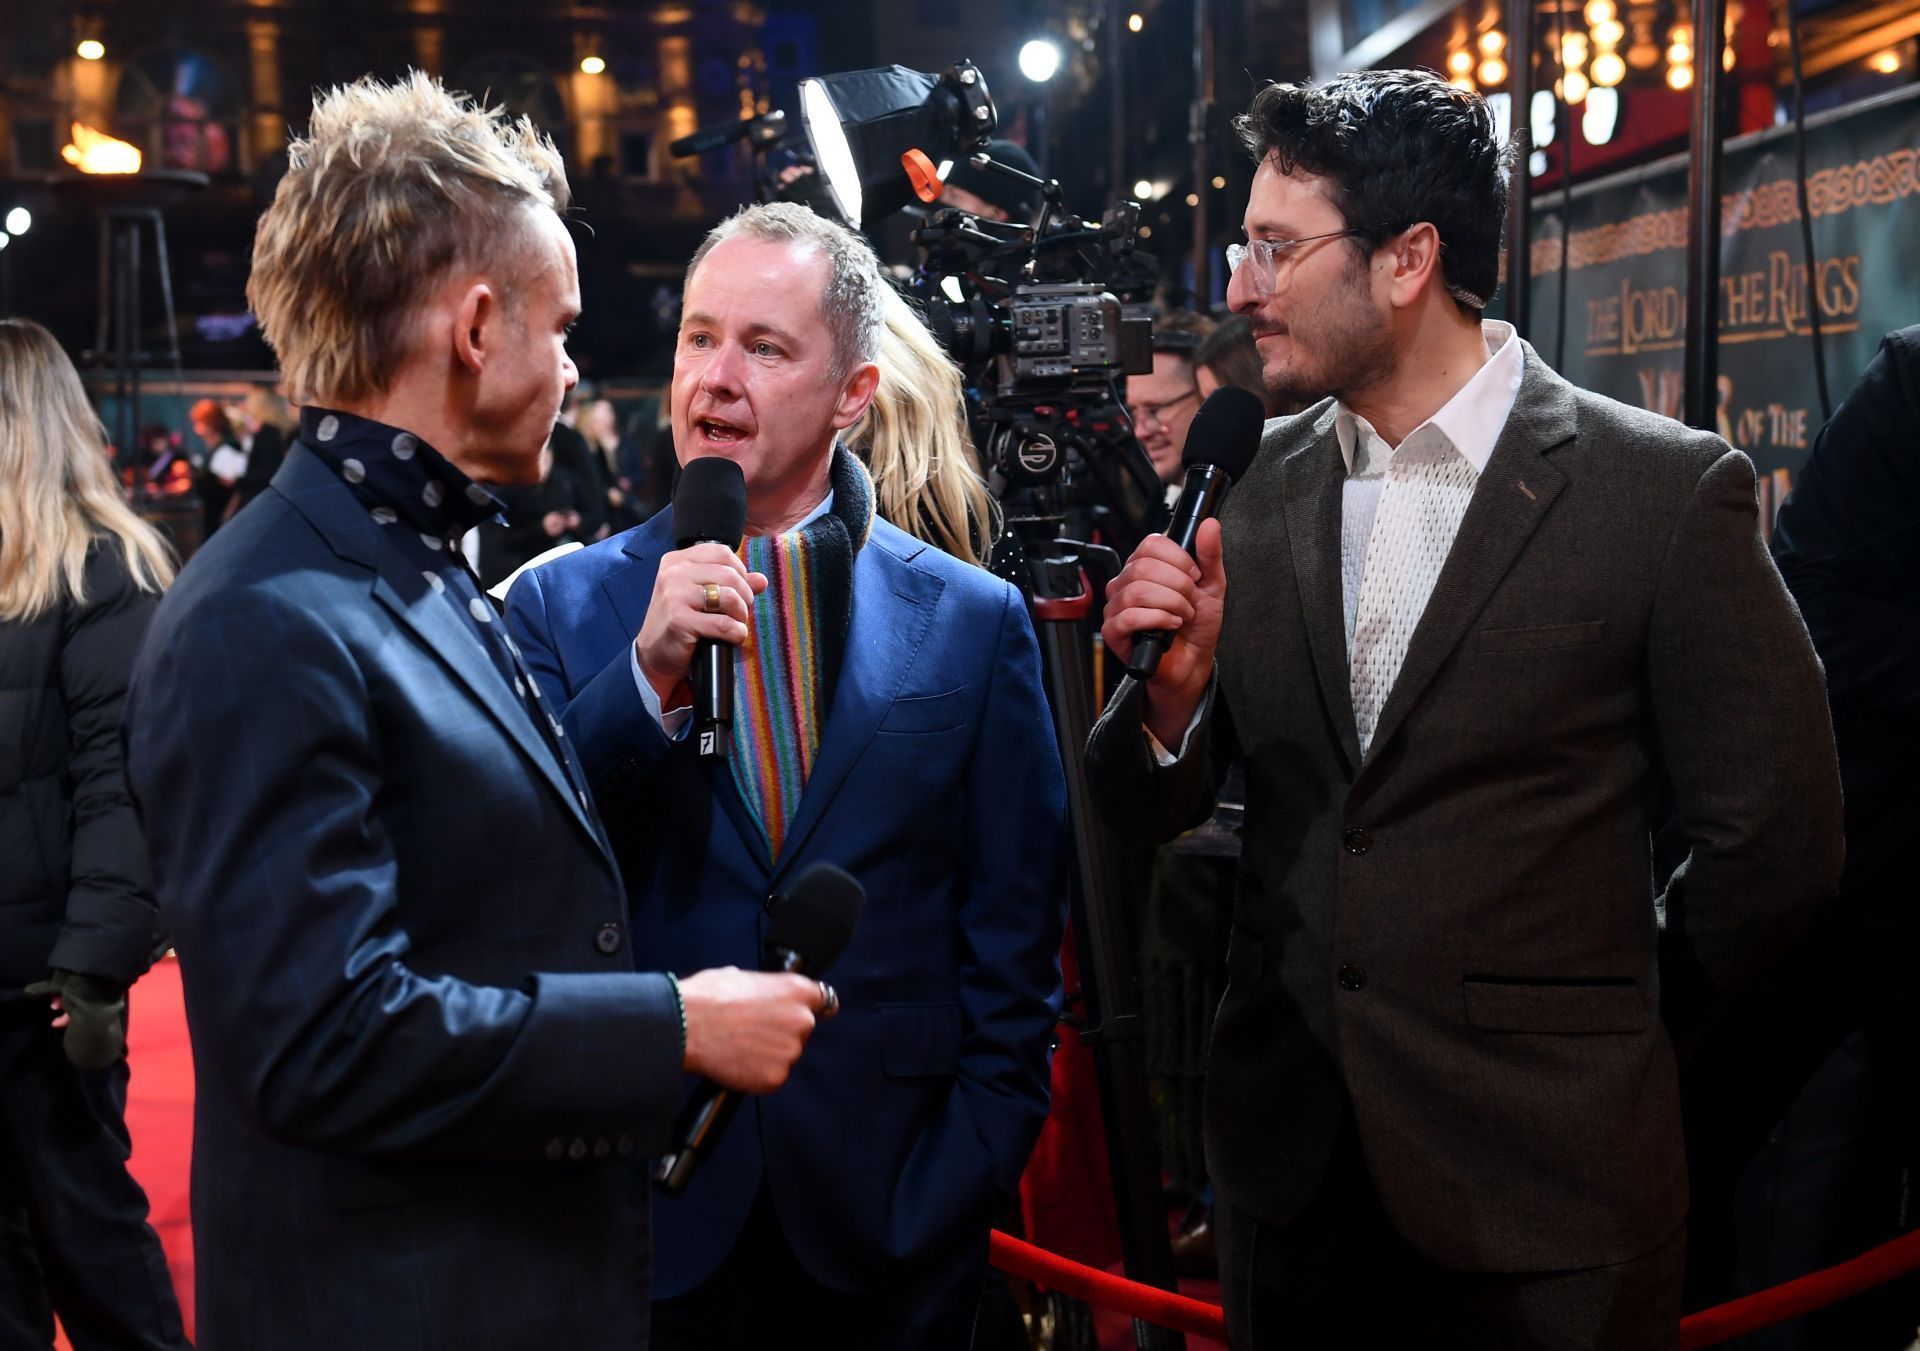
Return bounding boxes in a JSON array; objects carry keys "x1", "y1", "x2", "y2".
[{"x1": 1146, "y1": 697, "x2": 1206, "y2": 765}]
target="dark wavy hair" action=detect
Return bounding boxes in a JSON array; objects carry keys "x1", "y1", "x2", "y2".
[{"x1": 1232, "y1": 69, "x2": 1516, "y2": 315}]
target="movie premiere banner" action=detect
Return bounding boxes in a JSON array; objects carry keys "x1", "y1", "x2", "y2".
[{"x1": 1521, "y1": 84, "x2": 1920, "y2": 514}]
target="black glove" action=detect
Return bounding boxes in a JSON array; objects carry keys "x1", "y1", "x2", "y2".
[{"x1": 24, "y1": 970, "x2": 127, "y2": 1070}]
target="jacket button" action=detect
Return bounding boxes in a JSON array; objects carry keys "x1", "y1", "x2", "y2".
[
  {"x1": 763, "y1": 892, "x2": 779, "y2": 914},
  {"x1": 1338, "y1": 963, "x2": 1367, "y2": 991},
  {"x1": 1343, "y1": 828, "x2": 1372, "y2": 855},
  {"x1": 594, "y1": 922, "x2": 623, "y2": 955}
]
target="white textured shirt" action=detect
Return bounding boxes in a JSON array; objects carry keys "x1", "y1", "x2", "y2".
[{"x1": 1338, "y1": 320, "x2": 1524, "y2": 651}]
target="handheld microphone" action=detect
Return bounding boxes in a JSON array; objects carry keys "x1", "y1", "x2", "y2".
[
  {"x1": 655, "y1": 863, "x2": 866, "y2": 1195},
  {"x1": 673, "y1": 457, "x2": 749, "y2": 761},
  {"x1": 669, "y1": 110, "x2": 787, "y2": 159},
  {"x1": 1124, "y1": 386, "x2": 1266, "y2": 681}
]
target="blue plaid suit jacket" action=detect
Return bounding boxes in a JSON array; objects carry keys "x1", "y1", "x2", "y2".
[{"x1": 125, "y1": 445, "x2": 684, "y2": 1349}]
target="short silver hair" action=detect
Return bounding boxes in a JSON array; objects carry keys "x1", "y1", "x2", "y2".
[{"x1": 686, "y1": 202, "x2": 884, "y2": 381}]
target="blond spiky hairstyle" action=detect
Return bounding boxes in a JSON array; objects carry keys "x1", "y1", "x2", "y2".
[{"x1": 247, "y1": 70, "x2": 570, "y2": 407}]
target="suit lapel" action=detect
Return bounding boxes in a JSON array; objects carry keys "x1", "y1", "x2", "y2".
[
  {"x1": 1277, "y1": 405, "x2": 1363, "y2": 776},
  {"x1": 767, "y1": 539, "x2": 942, "y2": 889},
  {"x1": 277, "y1": 447, "x2": 607, "y2": 853},
  {"x1": 1359, "y1": 348, "x2": 1577, "y2": 774},
  {"x1": 613, "y1": 513, "x2": 769, "y2": 868}
]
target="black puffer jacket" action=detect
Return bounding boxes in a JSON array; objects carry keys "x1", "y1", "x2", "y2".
[{"x1": 0, "y1": 539, "x2": 164, "y2": 998}]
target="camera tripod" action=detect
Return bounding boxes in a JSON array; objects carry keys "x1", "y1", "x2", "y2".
[{"x1": 997, "y1": 490, "x2": 1188, "y2": 1351}]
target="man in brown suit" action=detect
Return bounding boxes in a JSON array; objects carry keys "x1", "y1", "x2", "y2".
[{"x1": 1087, "y1": 70, "x2": 1843, "y2": 1348}]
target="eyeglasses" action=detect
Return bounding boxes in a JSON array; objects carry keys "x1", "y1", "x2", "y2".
[
  {"x1": 1225, "y1": 229, "x2": 1370, "y2": 296},
  {"x1": 1128, "y1": 387, "x2": 1199, "y2": 427},
  {"x1": 1227, "y1": 229, "x2": 1493, "y2": 309}
]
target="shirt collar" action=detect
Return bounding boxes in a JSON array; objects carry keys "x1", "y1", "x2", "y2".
[
  {"x1": 299, "y1": 407, "x2": 506, "y2": 538},
  {"x1": 748, "y1": 489, "x2": 835, "y2": 538},
  {"x1": 1335, "y1": 319, "x2": 1522, "y2": 479}
]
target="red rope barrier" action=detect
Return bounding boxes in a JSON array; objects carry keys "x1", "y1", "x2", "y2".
[
  {"x1": 990, "y1": 1224, "x2": 1920, "y2": 1345},
  {"x1": 988, "y1": 1231, "x2": 1228, "y2": 1339},
  {"x1": 1679, "y1": 1226, "x2": 1920, "y2": 1348}
]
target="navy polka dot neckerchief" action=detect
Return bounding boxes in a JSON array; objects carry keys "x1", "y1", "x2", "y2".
[{"x1": 299, "y1": 406, "x2": 597, "y2": 819}]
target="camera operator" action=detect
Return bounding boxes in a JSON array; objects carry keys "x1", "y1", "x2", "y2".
[
  {"x1": 936, "y1": 139, "x2": 1041, "y2": 224},
  {"x1": 1124, "y1": 310, "x2": 1215, "y2": 505}
]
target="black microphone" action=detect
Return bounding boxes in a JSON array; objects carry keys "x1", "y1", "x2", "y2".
[
  {"x1": 673, "y1": 457, "x2": 749, "y2": 761},
  {"x1": 1124, "y1": 386, "x2": 1266, "y2": 681},
  {"x1": 668, "y1": 110, "x2": 786, "y2": 159},
  {"x1": 655, "y1": 863, "x2": 866, "y2": 1195}
]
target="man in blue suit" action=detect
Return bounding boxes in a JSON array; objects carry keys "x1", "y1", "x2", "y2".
[
  {"x1": 124, "y1": 76, "x2": 830, "y2": 1351},
  {"x1": 506, "y1": 202, "x2": 1067, "y2": 1348}
]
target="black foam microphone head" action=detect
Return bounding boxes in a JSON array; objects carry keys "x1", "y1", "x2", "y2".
[
  {"x1": 674, "y1": 456, "x2": 749, "y2": 548},
  {"x1": 765, "y1": 863, "x2": 866, "y2": 975},
  {"x1": 1179, "y1": 386, "x2": 1266, "y2": 480}
]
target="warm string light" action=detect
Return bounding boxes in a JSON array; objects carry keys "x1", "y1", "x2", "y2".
[
  {"x1": 1666, "y1": 20, "x2": 1693, "y2": 88},
  {"x1": 1449, "y1": 26, "x2": 1508, "y2": 91},
  {"x1": 61, "y1": 122, "x2": 142, "y2": 174}
]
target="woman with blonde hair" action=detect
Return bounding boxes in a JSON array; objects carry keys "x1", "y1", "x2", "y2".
[
  {"x1": 848, "y1": 285, "x2": 1001, "y2": 568},
  {"x1": 0, "y1": 317, "x2": 187, "y2": 1348}
]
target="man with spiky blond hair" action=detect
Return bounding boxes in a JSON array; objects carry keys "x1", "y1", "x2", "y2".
[{"x1": 125, "y1": 72, "x2": 833, "y2": 1350}]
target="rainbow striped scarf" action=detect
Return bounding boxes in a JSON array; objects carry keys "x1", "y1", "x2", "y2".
[{"x1": 729, "y1": 522, "x2": 831, "y2": 861}]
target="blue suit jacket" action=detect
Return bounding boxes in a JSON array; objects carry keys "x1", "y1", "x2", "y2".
[
  {"x1": 125, "y1": 446, "x2": 685, "y2": 1349},
  {"x1": 505, "y1": 506, "x2": 1067, "y2": 1296}
]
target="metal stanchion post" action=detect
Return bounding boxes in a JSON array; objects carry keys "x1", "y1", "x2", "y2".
[{"x1": 1682, "y1": 0, "x2": 1728, "y2": 431}]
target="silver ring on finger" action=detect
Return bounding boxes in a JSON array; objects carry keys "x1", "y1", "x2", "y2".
[{"x1": 817, "y1": 980, "x2": 839, "y2": 1017}]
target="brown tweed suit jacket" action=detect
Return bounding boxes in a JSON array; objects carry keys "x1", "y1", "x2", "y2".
[{"x1": 1086, "y1": 343, "x2": 1844, "y2": 1273}]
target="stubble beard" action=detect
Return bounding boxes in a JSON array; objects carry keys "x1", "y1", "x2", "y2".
[{"x1": 1260, "y1": 268, "x2": 1398, "y2": 409}]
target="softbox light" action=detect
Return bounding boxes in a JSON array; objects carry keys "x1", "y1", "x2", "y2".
[{"x1": 798, "y1": 61, "x2": 997, "y2": 228}]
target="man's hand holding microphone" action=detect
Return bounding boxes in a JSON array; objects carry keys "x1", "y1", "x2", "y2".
[
  {"x1": 1102, "y1": 385, "x2": 1264, "y2": 751},
  {"x1": 634, "y1": 459, "x2": 764, "y2": 715}
]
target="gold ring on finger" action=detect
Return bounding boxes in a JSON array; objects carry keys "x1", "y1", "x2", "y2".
[{"x1": 703, "y1": 582, "x2": 723, "y2": 614}]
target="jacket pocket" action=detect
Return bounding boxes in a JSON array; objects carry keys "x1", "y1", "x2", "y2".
[
  {"x1": 880, "y1": 1001, "x2": 964, "y2": 1076},
  {"x1": 876, "y1": 688, "x2": 969, "y2": 735},
  {"x1": 1473, "y1": 619, "x2": 1607, "y2": 653},
  {"x1": 1461, "y1": 977, "x2": 1650, "y2": 1034}
]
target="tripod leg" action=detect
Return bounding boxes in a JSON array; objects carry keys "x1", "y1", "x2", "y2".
[{"x1": 1033, "y1": 586, "x2": 1187, "y2": 1351}]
